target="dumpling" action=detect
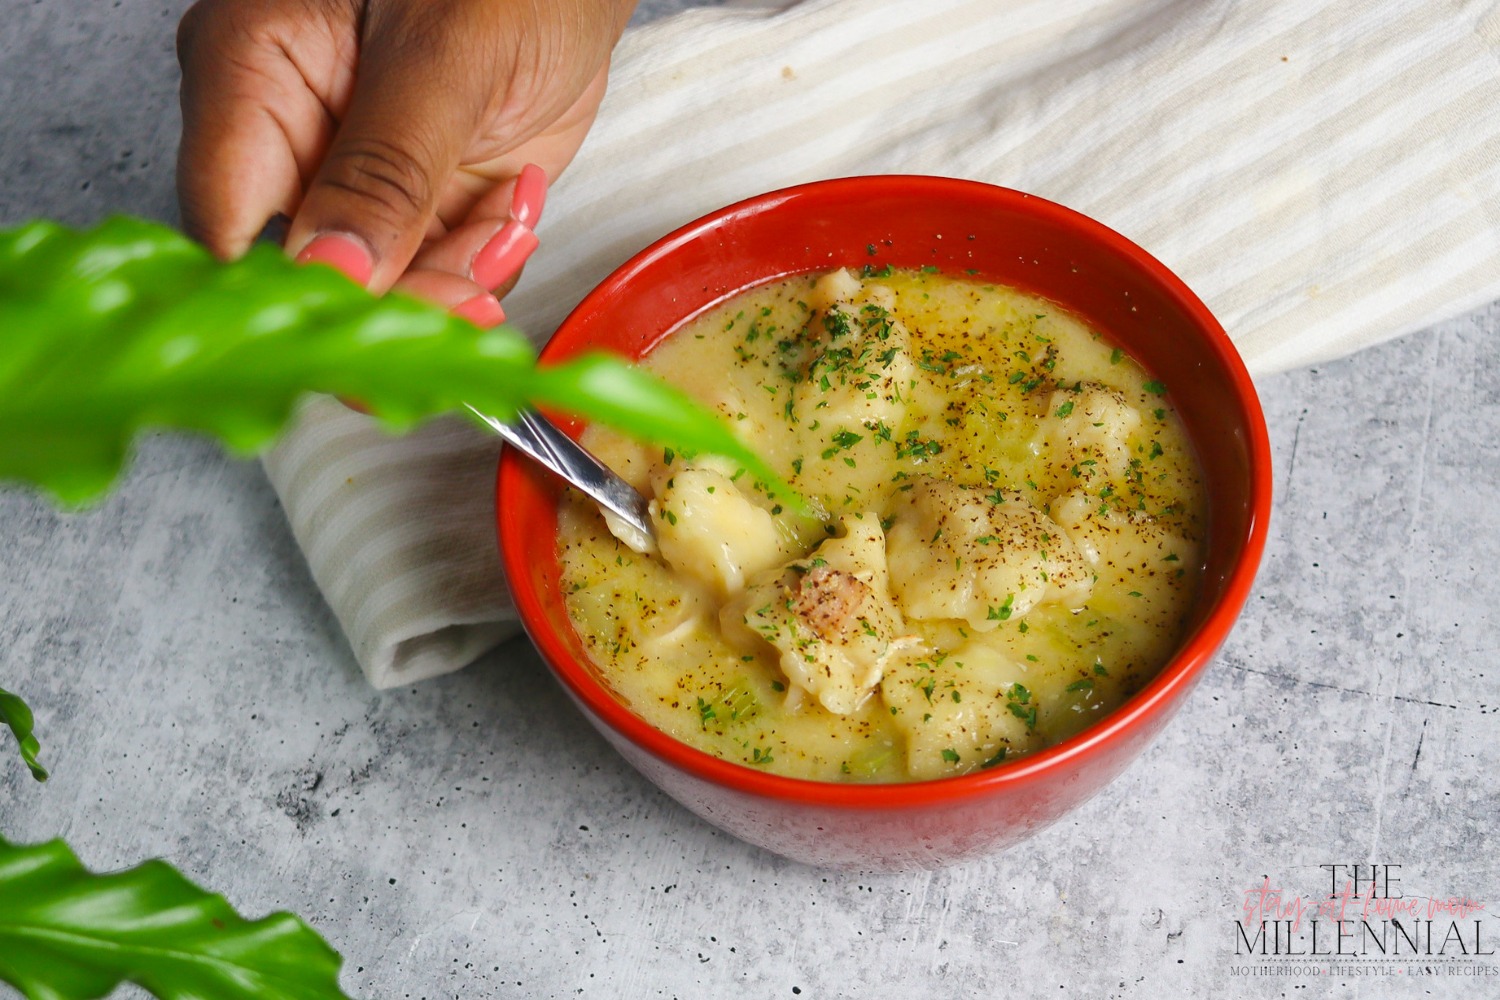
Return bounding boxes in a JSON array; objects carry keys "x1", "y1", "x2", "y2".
[
  {"x1": 1050, "y1": 487, "x2": 1200, "y2": 629},
  {"x1": 650, "y1": 465, "x2": 787, "y2": 598},
  {"x1": 789, "y1": 272, "x2": 919, "y2": 501},
  {"x1": 884, "y1": 477, "x2": 1093, "y2": 629},
  {"x1": 1035, "y1": 382, "x2": 1142, "y2": 488},
  {"x1": 720, "y1": 513, "x2": 920, "y2": 715},
  {"x1": 880, "y1": 640, "x2": 1039, "y2": 780}
]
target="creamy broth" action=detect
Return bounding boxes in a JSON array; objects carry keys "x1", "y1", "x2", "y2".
[{"x1": 557, "y1": 268, "x2": 1205, "y2": 782}]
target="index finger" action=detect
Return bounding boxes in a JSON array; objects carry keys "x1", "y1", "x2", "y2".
[{"x1": 175, "y1": 2, "x2": 338, "y2": 258}]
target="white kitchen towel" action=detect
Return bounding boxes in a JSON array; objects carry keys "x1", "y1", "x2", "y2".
[{"x1": 262, "y1": 0, "x2": 1500, "y2": 688}]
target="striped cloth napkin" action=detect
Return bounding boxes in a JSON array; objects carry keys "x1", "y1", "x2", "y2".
[{"x1": 263, "y1": 0, "x2": 1500, "y2": 688}]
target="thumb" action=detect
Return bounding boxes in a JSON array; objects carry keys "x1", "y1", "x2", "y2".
[{"x1": 285, "y1": 7, "x2": 494, "y2": 291}]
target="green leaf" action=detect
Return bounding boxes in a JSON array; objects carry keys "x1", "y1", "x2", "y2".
[
  {"x1": 0, "y1": 217, "x2": 792, "y2": 507},
  {"x1": 0, "y1": 686, "x2": 46, "y2": 781},
  {"x1": 528, "y1": 354, "x2": 796, "y2": 506},
  {"x1": 0, "y1": 836, "x2": 353, "y2": 999}
]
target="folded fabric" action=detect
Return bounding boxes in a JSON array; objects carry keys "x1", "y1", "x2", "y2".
[{"x1": 262, "y1": 0, "x2": 1500, "y2": 688}]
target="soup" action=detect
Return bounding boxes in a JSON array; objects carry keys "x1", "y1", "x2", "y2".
[{"x1": 556, "y1": 267, "x2": 1205, "y2": 782}]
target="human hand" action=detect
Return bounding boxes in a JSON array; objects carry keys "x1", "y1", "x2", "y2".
[{"x1": 176, "y1": 0, "x2": 637, "y2": 323}]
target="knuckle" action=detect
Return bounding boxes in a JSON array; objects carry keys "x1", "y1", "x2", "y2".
[
  {"x1": 175, "y1": 0, "x2": 227, "y2": 66},
  {"x1": 319, "y1": 135, "x2": 436, "y2": 222},
  {"x1": 367, "y1": 0, "x2": 460, "y2": 48},
  {"x1": 176, "y1": 0, "x2": 287, "y2": 70}
]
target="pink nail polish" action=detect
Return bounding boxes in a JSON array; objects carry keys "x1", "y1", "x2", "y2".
[
  {"x1": 510, "y1": 163, "x2": 548, "y2": 228},
  {"x1": 295, "y1": 233, "x2": 374, "y2": 286},
  {"x1": 471, "y1": 220, "x2": 539, "y2": 290},
  {"x1": 453, "y1": 293, "x2": 506, "y2": 328}
]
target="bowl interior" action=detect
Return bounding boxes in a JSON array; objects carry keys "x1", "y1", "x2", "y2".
[{"x1": 499, "y1": 176, "x2": 1270, "y2": 801}]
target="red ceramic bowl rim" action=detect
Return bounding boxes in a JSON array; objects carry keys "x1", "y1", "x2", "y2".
[{"x1": 499, "y1": 175, "x2": 1272, "y2": 812}]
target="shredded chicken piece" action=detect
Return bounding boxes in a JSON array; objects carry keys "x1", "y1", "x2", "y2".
[{"x1": 721, "y1": 514, "x2": 919, "y2": 715}]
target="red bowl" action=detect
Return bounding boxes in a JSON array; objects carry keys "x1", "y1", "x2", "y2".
[{"x1": 497, "y1": 176, "x2": 1271, "y2": 870}]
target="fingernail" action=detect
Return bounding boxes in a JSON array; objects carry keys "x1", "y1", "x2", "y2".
[
  {"x1": 453, "y1": 293, "x2": 506, "y2": 328},
  {"x1": 510, "y1": 163, "x2": 548, "y2": 228},
  {"x1": 295, "y1": 232, "x2": 374, "y2": 286},
  {"x1": 471, "y1": 220, "x2": 539, "y2": 290}
]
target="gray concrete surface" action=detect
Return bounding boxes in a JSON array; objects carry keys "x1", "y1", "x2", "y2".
[{"x1": 1, "y1": 2, "x2": 1496, "y2": 998}]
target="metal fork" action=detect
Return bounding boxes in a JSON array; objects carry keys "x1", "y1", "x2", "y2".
[
  {"x1": 249, "y1": 221, "x2": 652, "y2": 546},
  {"x1": 465, "y1": 404, "x2": 657, "y2": 553}
]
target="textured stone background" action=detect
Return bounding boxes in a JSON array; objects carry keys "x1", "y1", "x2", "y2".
[{"x1": 1, "y1": 1, "x2": 1496, "y2": 998}]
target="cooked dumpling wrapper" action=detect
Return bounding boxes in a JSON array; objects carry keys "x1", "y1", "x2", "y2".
[
  {"x1": 721, "y1": 513, "x2": 920, "y2": 715},
  {"x1": 1035, "y1": 382, "x2": 1141, "y2": 488},
  {"x1": 885, "y1": 477, "x2": 1093, "y2": 629},
  {"x1": 881, "y1": 640, "x2": 1039, "y2": 780},
  {"x1": 651, "y1": 466, "x2": 786, "y2": 597}
]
